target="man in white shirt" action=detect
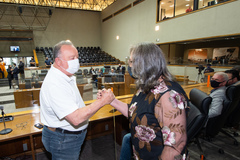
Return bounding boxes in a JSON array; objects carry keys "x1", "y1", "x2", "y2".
[{"x1": 40, "y1": 40, "x2": 114, "y2": 160}]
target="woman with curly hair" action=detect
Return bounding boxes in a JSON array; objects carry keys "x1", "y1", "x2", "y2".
[{"x1": 99, "y1": 42, "x2": 189, "y2": 160}]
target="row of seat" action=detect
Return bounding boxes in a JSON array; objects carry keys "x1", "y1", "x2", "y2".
[{"x1": 36, "y1": 46, "x2": 121, "y2": 65}]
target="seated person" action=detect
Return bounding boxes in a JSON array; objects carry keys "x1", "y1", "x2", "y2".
[
  {"x1": 45, "y1": 57, "x2": 52, "y2": 68},
  {"x1": 29, "y1": 57, "x2": 36, "y2": 67},
  {"x1": 208, "y1": 72, "x2": 228, "y2": 119},
  {"x1": 109, "y1": 68, "x2": 115, "y2": 75},
  {"x1": 89, "y1": 67, "x2": 96, "y2": 75},
  {"x1": 204, "y1": 64, "x2": 214, "y2": 73},
  {"x1": 97, "y1": 69, "x2": 103, "y2": 77},
  {"x1": 225, "y1": 70, "x2": 240, "y2": 86}
]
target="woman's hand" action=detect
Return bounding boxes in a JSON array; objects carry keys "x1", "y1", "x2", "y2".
[{"x1": 98, "y1": 89, "x2": 115, "y2": 105}]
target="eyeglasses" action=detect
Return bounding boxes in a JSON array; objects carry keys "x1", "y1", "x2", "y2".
[{"x1": 16, "y1": 122, "x2": 28, "y2": 130}]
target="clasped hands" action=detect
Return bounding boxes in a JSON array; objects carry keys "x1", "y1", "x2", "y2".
[{"x1": 97, "y1": 88, "x2": 115, "y2": 106}]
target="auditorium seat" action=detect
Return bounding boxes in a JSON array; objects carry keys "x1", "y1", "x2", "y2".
[
  {"x1": 187, "y1": 88, "x2": 212, "y2": 158},
  {"x1": 25, "y1": 79, "x2": 32, "y2": 89},
  {"x1": 35, "y1": 47, "x2": 39, "y2": 52},
  {"x1": 204, "y1": 83, "x2": 240, "y2": 153}
]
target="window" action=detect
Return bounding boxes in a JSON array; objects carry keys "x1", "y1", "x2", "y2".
[{"x1": 157, "y1": 0, "x2": 233, "y2": 22}]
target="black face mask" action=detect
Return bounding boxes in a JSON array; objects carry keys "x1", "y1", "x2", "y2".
[
  {"x1": 127, "y1": 66, "x2": 137, "y2": 79},
  {"x1": 210, "y1": 80, "x2": 223, "y2": 88}
]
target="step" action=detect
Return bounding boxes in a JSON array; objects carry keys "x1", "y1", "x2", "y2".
[{"x1": 0, "y1": 95, "x2": 15, "y2": 105}]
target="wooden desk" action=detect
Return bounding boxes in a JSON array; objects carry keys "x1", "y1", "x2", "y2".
[
  {"x1": 19, "y1": 82, "x2": 43, "y2": 89},
  {"x1": 102, "y1": 82, "x2": 125, "y2": 96},
  {"x1": 14, "y1": 84, "x2": 88, "y2": 109},
  {"x1": 0, "y1": 112, "x2": 42, "y2": 159},
  {"x1": 14, "y1": 89, "x2": 40, "y2": 109},
  {"x1": 0, "y1": 95, "x2": 133, "y2": 159}
]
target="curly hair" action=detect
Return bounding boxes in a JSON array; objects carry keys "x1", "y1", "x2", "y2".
[{"x1": 130, "y1": 42, "x2": 173, "y2": 93}]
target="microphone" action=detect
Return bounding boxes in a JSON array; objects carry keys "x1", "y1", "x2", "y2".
[{"x1": 0, "y1": 105, "x2": 13, "y2": 135}]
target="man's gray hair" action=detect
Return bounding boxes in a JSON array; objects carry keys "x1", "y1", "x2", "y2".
[
  {"x1": 130, "y1": 42, "x2": 173, "y2": 93},
  {"x1": 214, "y1": 72, "x2": 229, "y2": 81},
  {"x1": 53, "y1": 40, "x2": 75, "y2": 62}
]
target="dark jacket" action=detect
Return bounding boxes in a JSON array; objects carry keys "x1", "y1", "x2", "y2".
[
  {"x1": 18, "y1": 62, "x2": 24, "y2": 74},
  {"x1": 13, "y1": 66, "x2": 19, "y2": 78},
  {"x1": 7, "y1": 68, "x2": 13, "y2": 80}
]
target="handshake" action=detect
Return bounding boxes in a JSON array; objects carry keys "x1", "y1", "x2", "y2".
[
  {"x1": 97, "y1": 88, "x2": 116, "y2": 106},
  {"x1": 96, "y1": 88, "x2": 128, "y2": 117}
]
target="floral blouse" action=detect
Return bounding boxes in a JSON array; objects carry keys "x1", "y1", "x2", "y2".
[{"x1": 128, "y1": 80, "x2": 189, "y2": 160}]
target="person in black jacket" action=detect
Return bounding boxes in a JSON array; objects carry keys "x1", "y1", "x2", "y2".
[
  {"x1": 13, "y1": 63, "x2": 19, "y2": 88},
  {"x1": 18, "y1": 59, "x2": 25, "y2": 82},
  {"x1": 117, "y1": 63, "x2": 126, "y2": 74},
  {"x1": 7, "y1": 65, "x2": 13, "y2": 89}
]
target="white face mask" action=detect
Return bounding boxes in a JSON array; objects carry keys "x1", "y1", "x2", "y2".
[{"x1": 61, "y1": 58, "x2": 80, "y2": 74}]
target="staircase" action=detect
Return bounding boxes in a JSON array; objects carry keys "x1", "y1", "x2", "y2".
[
  {"x1": 0, "y1": 78, "x2": 9, "y2": 87},
  {"x1": 37, "y1": 51, "x2": 46, "y2": 67}
]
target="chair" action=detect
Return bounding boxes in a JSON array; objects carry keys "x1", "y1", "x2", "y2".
[
  {"x1": 25, "y1": 79, "x2": 32, "y2": 89},
  {"x1": 187, "y1": 88, "x2": 212, "y2": 158},
  {"x1": 220, "y1": 83, "x2": 240, "y2": 144},
  {"x1": 104, "y1": 74, "x2": 112, "y2": 83},
  {"x1": 205, "y1": 83, "x2": 240, "y2": 153},
  {"x1": 206, "y1": 84, "x2": 240, "y2": 137},
  {"x1": 75, "y1": 69, "x2": 82, "y2": 75},
  {"x1": 116, "y1": 74, "x2": 124, "y2": 82},
  {"x1": 39, "y1": 73, "x2": 47, "y2": 81}
]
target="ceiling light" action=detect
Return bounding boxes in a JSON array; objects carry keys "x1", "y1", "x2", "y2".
[
  {"x1": 186, "y1": 4, "x2": 189, "y2": 6},
  {"x1": 155, "y1": 25, "x2": 160, "y2": 31},
  {"x1": 116, "y1": 35, "x2": 119, "y2": 40}
]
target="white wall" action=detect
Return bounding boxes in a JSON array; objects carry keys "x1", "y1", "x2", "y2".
[
  {"x1": 101, "y1": 0, "x2": 240, "y2": 61},
  {"x1": 33, "y1": 8, "x2": 102, "y2": 48}
]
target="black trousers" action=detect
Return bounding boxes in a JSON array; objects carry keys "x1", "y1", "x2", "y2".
[{"x1": 8, "y1": 79, "x2": 12, "y2": 89}]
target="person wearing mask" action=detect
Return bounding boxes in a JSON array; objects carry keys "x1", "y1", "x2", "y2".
[
  {"x1": 40, "y1": 40, "x2": 113, "y2": 160},
  {"x1": 45, "y1": 57, "x2": 52, "y2": 68},
  {"x1": 7, "y1": 65, "x2": 13, "y2": 89},
  {"x1": 0, "y1": 57, "x2": 6, "y2": 78},
  {"x1": 18, "y1": 59, "x2": 25, "y2": 82},
  {"x1": 208, "y1": 72, "x2": 228, "y2": 119},
  {"x1": 98, "y1": 42, "x2": 189, "y2": 159},
  {"x1": 117, "y1": 63, "x2": 126, "y2": 74},
  {"x1": 29, "y1": 56, "x2": 36, "y2": 67},
  {"x1": 225, "y1": 69, "x2": 240, "y2": 130},
  {"x1": 225, "y1": 70, "x2": 240, "y2": 86},
  {"x1": 12, "y1": 63, "x2": 19, "y2": 89}
]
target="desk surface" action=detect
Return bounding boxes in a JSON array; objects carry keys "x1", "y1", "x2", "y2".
[{"x1": 0, "y1": 95, "x2": 133, "y2": 142}]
